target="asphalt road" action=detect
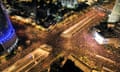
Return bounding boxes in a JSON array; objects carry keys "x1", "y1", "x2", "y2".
[
  {"x1": 2, "y1": 5, "x2": 120, "y2": 72},
  {"x1": 3, "y1": 45, "x2": 50, "y2": 72}
]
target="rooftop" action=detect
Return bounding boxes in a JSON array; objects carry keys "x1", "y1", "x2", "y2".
[{"x1": 94, "y1": 22, "x2": 118, "y2": 38}]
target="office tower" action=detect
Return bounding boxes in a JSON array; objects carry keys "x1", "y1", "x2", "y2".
[
  {"x1": 108, "y1": 0, "x2": 120, "y2": 23},
  {"x1": 0, "y1": 1, "x2": 18, "y2": 54},
  {"x1": 58, "y1": 0, "x2": 78, "y2": 9}
]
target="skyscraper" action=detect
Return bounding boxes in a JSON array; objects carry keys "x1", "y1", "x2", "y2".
[
  {"x1": 0, "y1": 1, "x2": 18, "y2": 55},
  {"x1": 58, "y1": 0, "x2": 78, "y2": 9},
  {"x1": 108, "y1": 0, "x2": 120, "y2": 23}
]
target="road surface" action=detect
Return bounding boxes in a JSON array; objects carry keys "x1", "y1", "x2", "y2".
[{"x1": 3, "y1": 44, "x2": 51, "y2": 72}]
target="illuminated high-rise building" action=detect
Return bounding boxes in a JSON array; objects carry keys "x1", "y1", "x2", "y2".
[
  {"x1": 0, "y1": 1, "x2": 18, "y2": 55},
  {"x1": 58, "y1": 0, "x2": 79, "y2": 9},
  {"x1": 108, "y1": 0, "x2": 120, "y2": 23}
]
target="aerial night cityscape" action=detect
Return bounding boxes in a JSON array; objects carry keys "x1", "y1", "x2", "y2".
[{"x1": 0, "y1": 0, "x2": 120, "y2": 72}]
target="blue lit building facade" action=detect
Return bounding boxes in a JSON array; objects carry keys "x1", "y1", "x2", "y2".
[{"x1": 0, "y1": 1, "x2": 18, "y2": 54}]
